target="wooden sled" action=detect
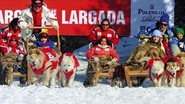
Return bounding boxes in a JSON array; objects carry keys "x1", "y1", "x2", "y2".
[
  {"x1": 94, "y1": 69, "x2": 113, "y2": 86},
  {"x1": 94, "y1": 59, "x2": 115, "y2": 86},
  {"x1": 124, "y1": 66, "x2": 148, "y2": 87}
]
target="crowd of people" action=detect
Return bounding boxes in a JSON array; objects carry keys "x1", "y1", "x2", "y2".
[{"x1": 138, "y1": 13, "x2": 185, "y2": 57}]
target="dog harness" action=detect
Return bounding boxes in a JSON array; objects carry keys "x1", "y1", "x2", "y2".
[
  {"x1": 165, "y1": 69, "x2": 183, "y2": 79},
  {"x1": 31, "y1": 47, "x2": 58, "y2": 75},
  {"x1": 149, "y1": 73, "x2": 163, "y2": 81},
  {"x1": 63, "y1": 69, "x2": 75, "y2": 79}
]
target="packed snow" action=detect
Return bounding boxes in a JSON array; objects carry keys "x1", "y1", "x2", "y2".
[{"x1": 1, "y1": 37, "x2": 185, "y2": 104}]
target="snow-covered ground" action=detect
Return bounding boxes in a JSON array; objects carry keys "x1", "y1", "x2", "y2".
[{"x1": 1, "y1": 37, "x2": 185, "y2": 104}]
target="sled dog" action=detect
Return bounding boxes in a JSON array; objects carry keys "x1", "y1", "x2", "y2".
[
  {"x1": 177, "y1": 52, "x2": 185, "y2": 86},
  {"x1": 28, "y1": 46, "x2": 59, "y2": 86},
  {"x1": 163, "y1": 57, "x2": 182, "y2": 87},
  {"x1": 147, "y1": 58, "x2": 165, "y2": 87},
  {"x1": 59, "y1": 52, "x2": 79, "y2": 87}
]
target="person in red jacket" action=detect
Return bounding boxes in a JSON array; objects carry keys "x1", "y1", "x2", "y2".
[
  {"x1": 84, "y1": 37, "x2": 120, "y2": 86},
  {"x1": 88, "y1": 18, "x2": 119, "y2": 47},
  {"x1": 7, "y1": 35, "x2": 25, "y2": 61},
  {"x1": 18, "y1": 0, "x2": 59, "y2": 41},
  {"x1": 0, "y1": 36, "x2": 8, "y2": 56},
  {"x1": 86, "y1": 37, "x2": 120, "y2": 61},
  {"x1": 2, "y1": 18, "x2": 22, "y2": 43}
]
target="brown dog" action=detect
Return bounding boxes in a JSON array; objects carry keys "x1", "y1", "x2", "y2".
[
  {"x1": 176, "y1": 52, "x2": 185, "y2": 86},
  {"x1": 28, "y1": 46, "x2": 59, "y2": 86},
  {"x1": 112, "y1": 64, "x2": 126, "y2": 87},
  {"x1": 163, "y1": 57, "x2": 182, "y2": 87},
  {"x1": 0, "y1": 53, "x2": 17, "y2": 86}
]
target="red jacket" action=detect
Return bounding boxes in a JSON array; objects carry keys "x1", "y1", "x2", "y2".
[
  {"x1": 7, "y1": 43, "x2": 24, "y2": 56},
  {"x1": 88, "y1": 27, "x2": 119, "y2": 45},
  {"x1": 86, "y1": 44, "x2": 120, "y2": 61},
  {"x1": 0, "y1": 37, "x2": 8, "y2": 56},
  {"x1": 3, "y1": 27, "x2": 22, "y2": 41}
]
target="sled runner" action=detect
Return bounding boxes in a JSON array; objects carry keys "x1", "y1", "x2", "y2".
[{"x1": 124, "y1": 66, "x2": 148, "y2": 87}]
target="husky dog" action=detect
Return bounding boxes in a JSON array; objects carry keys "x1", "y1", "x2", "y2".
[
  {"x1": 147, "y1": 58, "x2": 165, "y2": 87},
  {"x1": 59, "y1": 52, "x2": 79, "y2": 87},
  {"x1": 163, "y1": 57, "x2": 182, "y2": 87},
  {"x1": 177, "y1": 52, "x2": 185, "y2": 86},
  {"x1": 28, "y1": 46, "x2": 59, "y2": 86},
  {"x1": 0, "y1": 53, "x2": 17, "y2": 86},
  {"x1": 111, "y1": 64, "x2": 126, "y2": 88}
]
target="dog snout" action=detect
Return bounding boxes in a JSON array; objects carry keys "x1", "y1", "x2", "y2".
[
  {"x1": 155, "y1": 73, "x2": 158, "y2": 77},
  {"x1": 65, "y1": 69, "x2": 68, "y2": 72},
  {"x1": 32, "y1": 62, "x2": 36, "y2": 66}
]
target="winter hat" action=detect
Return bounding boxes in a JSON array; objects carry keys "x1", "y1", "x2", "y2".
[
  {"x1": 40, "y1": 29, "x2": 48, "y2": 38},
  {"x1": 32, "y1": 0, "x2": 43, "y2": 7},
  {"x1": 151, "y1": 30, "x2": 162, "y2": 37},
  {"x1": 160, "y1": 13, "x2": 169, "y2": 24},
  {"x1": 176, "y1": 28, "x2": 184, "y2": 35}
]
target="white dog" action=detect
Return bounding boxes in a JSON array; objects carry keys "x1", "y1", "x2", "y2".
[
  {"x1": 147, "y1": 58, "x2": 165, "y2": 87},
  {"x1": 59, "y1": 52, "x2": 79, "y2": 87},
  {"x1": 28, "y1": 46, "x2": 59, "y2": 87},
  {"x1": 163, "y1": 57, "x2": 182, "y2": 87}
]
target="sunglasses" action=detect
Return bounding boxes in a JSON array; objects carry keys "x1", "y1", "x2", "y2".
[
  {"x1": 102, "y1": 24, "x2": 109, "y2": 26},
  {"x1": 32, "y1": 3, "x2": 42, "y2": 8},
  {"x1": 160, "y1": 23, "x2": 167, "y2": 26}
]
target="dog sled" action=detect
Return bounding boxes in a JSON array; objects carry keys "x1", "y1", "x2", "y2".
[
  {"x1": 84, "y1": 56, "x2": 119, "y2": 86},
  {"x1": 0, "y1": 26, "x2": 61, "y2": 86},
  {"x1": 26, "y1": 26, "x2": 61, "y2": 85},
  {"x1": 124, "y1": 43, "x2": 166, "y2": 87}
]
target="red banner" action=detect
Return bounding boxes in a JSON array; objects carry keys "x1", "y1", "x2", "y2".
[{"x1": 0, "y1": 0, "x2": 130, "y2": 36}]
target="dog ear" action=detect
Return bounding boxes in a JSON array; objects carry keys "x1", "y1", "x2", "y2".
[
  {"x1": 29, "y1": 49, "x2": 33, "y2": 55},
  {"x1": 36, "y1": 49, "x2": 41, "y2": 55}
]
